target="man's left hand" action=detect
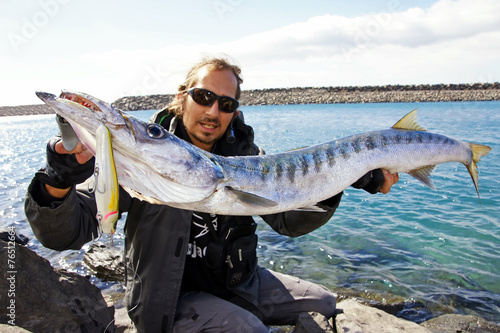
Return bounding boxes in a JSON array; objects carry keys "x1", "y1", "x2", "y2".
[{"x1": 380, "y1": 169, "x2": 399, "y2": 194}]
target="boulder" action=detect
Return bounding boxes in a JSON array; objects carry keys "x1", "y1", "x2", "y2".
[
  {"x1": 420, "y1": 314, "x2": 500, "y2": 333},
  {"x1": 0, "y1": 240, "x2": 115, "y2": 332},
  {"x1": 83, "y1": 242, "x2": 125, "y2": 282},
  {"x1": 294, "y1": 312, "x2": 335, "y2": 333},
  {"x1": 335, "y1": 299, "x2": 432, "y2": 333}
]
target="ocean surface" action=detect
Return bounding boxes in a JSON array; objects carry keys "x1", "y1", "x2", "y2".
[{"x1": 1, "y1": 101, "x2": 499, "y2": 323}]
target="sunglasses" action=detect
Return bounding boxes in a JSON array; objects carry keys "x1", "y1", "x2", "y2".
[{"x1": 185, "y1": 88, "x2": 239, "y2": 113}]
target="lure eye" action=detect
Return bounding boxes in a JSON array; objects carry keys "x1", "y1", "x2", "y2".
[{"x1": 146, "y1": 124, "x2": 166, "y2": 139}]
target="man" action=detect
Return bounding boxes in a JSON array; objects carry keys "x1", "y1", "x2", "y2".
[{"x1": 25, "y1": 57, "x2": 399, "y2": 332}]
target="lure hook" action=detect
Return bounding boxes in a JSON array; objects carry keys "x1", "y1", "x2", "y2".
[{"x1": 92, "y1": 164, "x2": 107, "y2": 194}]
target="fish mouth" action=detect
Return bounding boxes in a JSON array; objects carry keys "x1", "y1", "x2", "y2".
[
  {"x1": 59, "y1": 91, "x2": 101, "y2": 112},
  {"x1": 36, "y1": 90, "x2": 101, "y2": 113}
]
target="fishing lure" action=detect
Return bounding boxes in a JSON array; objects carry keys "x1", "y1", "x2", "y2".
[{"x1": 94, "y1": 123, "x2": 119, "y2": 235}]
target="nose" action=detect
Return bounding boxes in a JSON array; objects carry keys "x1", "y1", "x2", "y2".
[{"x1": 205, "y1": 100, "x2": 220, "y2": 117}]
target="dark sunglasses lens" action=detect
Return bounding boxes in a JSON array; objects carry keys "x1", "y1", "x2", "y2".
[
  {"x1": 192, "y1": 89, "x2": 216, "y2": 106},
  {"x1": 219, "y1": 97, "x2": 239, "y2": 113}
]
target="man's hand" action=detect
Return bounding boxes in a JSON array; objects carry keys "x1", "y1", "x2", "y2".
[
  {"x1": 352, "y1": 169, "x2": 399, "y2": 194},
  {"x1": 35, "y1": 136, "x2": 95, "y2": 198},
  {"x1": 379, "y1": 169, "x2": 399, "y2": 194},
  {"x1": 54, "y1": 140, "x2": 94, "y2": 164},
  {"x1": 43, "y1": 140, "x2": 94, "y2": 198}
]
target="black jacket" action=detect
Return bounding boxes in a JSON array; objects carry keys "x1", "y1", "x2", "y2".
[{"x1": 25, "y1": 110, "x2": 342, "y2": 332}]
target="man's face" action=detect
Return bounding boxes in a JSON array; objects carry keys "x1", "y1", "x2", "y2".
[{"x1": 182, "y1": 67, "x2": 238, "y2": 151}]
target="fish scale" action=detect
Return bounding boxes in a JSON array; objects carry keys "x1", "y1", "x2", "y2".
[{"x1": 36, "y1": 90, "x2": 491, "y2": 216}]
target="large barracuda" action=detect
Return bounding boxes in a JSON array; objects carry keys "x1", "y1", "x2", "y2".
[{"x1": 36, "y1": 90, "x2": 491, "y2": 216}]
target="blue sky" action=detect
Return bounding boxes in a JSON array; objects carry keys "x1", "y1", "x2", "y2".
[{"x1": 1, "y1": 0, "x2": 499, "y2": 106}]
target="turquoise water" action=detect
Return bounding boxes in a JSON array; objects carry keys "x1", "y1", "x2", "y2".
[{"x1": 1, "y1": 101, "x2": 499, "y2": 323}]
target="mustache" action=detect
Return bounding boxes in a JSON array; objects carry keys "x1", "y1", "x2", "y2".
[{"x1": 199, "y1": 117, "x2": 221, "y2": 127}]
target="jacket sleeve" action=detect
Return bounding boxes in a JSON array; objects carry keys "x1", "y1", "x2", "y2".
[
  {"x1": 260, "y1": 192, "x2": 342, "y2": 238},
  {"x1": 24, "y1": 177, "x2": 101, "y2": 251}
]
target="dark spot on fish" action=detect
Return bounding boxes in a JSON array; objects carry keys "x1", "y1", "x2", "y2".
[
  {"x1": 313, "y1": 150, "x2": 322, "y2": 171},
  {"x1": 413, "y1": 132, "x2": 423, "y2": 143},
  {"x1": 381, "y1": 135, "x2": 389, "y2": 148},
  {"x1": 275, "y1": 162, "x2": 283, "y2": 180},
  {"x1": 339, "y1": 142, "x2": 350, "y2": 159},
  {"x1": 286, "y1": 162, "x2": 296, "y2": 183},
  {"x1": 443, "y1": 137, "x2": 454, "y2": 145},
  {"x1": 326, "y1": 146, "x2": 336, "y2": 167},
  {"x1": 364, "y1": 136, "x2": 376, "y2": 150},
  {"x1": 352, "y1": 137, "x2": 362, "y2": 154},
  {"x1": 260, "y1": 161, "x2": 271, "y2": 182},
  {"x1": 298, "y1": 155, "x2": 310, "y2": 176}
]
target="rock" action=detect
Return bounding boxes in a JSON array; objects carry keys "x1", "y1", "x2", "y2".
[
  {"x1": 0, "y1": 325, "x2": 31, "y2": 332},
  {"x1": 0, "y1": 229, "x2": 29, "y2": 245},
  {"x1": 114, "y1": 307, "x2": 136, "y2": 333},
  {"x1": 420, "y1": 314, "x2": 500, "y2": 333},
  {"x1": 294, "y1": 312, "x2": 335, "y2": 333},
  {"x1": 83, "y1": 241, "x2": 125, "y2": 282},
  {"x1": 335, "y1": 299, "x2": 432, "y2": 333},
  {"x1": 0, "y1": 240, "x2": 115, "y2": 332}
]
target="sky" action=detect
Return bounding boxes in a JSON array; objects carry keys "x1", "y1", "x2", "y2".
[{"x1": 1, "y1": 0, "x2": 499, "y2": 107}]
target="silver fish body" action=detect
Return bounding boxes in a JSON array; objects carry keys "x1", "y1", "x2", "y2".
[{"x1": 36, "y1": 90, "x2": 491, "y2": 216}]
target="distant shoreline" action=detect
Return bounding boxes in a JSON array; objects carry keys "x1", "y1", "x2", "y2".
[{"x1": 2, "y1": 83, "x2": 499, "y2": 117}]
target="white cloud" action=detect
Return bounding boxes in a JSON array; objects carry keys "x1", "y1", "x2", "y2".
[{"x1": 2, "y1": 0, "x2": 499, "y2": 106}]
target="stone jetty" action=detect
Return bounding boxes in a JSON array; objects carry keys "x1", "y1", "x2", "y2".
[{"x1": 1, "y1": 83, "x2": 499, "y2": 116}]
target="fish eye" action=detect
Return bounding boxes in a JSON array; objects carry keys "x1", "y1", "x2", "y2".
[{"x1": 146, "y1": 124, "x2": 166, "y2": 139}]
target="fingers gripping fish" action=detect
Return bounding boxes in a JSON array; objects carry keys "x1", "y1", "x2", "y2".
[{"x1": 36, "y1": 90, "x2": 491, "y2": 217}]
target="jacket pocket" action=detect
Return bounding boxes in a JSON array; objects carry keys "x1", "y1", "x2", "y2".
[{"x1": 225, "y1": 233, "x2": 258, "y2": 288}]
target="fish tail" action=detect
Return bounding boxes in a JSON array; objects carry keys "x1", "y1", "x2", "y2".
[{"x1": 466, "y1": 142, "x2": 491, "y2": 199}]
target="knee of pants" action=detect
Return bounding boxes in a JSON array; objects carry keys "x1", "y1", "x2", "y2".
[
  {"x1": 220, "y1": 308, "x2": 269, "y2": 333},
  {"x1": 318, "y1": 292, "x2": 337, "y2": 318},
  {"x1": 174, "y1": 300, "x2": 269, "y2": 333},
  {"x1": 309, "y1": 287, "x2": 337, "y2": 319}
]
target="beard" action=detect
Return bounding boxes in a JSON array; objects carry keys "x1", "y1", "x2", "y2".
[{"x1": 192, "y1": 116, "x2": 225, "y2": 145}]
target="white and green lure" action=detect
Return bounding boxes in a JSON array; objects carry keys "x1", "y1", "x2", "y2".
[{"x1": 94, "y1": 123, "x2": 119, "y2": 235}]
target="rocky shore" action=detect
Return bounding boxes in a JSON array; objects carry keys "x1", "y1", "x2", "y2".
[
  {"x1": 1, "y1": 236, "x2": 499, "y2": 333},
  {"x1": 1, "y1": 83, "x2": 499, "y2": 116}
]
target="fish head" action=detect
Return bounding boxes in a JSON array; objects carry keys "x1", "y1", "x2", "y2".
[
  {"x1": 36, "y1": 90, "x2": 223, "y2": 202},
  {"x1": 36, "y1": 90, "x2": 130, "y2": 155}
]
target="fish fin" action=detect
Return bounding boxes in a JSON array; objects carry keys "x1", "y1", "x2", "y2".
[
  {"x1": 408, "y1": 165, "x2": 437, "y2": 190},
  {"x1": 226, "y1": 186, "x2": 279, "y2": 207},
  {"x1": 465, "y1": 142, "x2": 491, "y2": 200},
  {"x1": 392, "y1": 109, "x2": 427, "y2": 131},
  {"x1": 294, "y1": 205, "x2": 327, "y2": 213}
]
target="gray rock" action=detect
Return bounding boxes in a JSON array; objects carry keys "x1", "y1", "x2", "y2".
[
  {"x1": 114, "y1": 307, "x2": 136, "y2": 333},
  {"x1": 294, "y1": 312, "x2": 335, "y2": 333},
  {"x1": 0, "y1": 325, "x2": 31, "y2": 332},
  {"x1": 0, "y1": 240, "x2": 115, "y2": 332},
  {"x1": 420, "y1": 314, "x2": 500, "y2": 333},
  {"x1": 335, "y1": 299, "x2": 432, "y2": 333},
  {"x1": 83, "y1": 241, "x2": 125, "y2": 282}
]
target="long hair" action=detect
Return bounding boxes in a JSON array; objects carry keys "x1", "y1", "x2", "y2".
[{"x1": 168, "y1": 57, "x2": 243, "y2": 117}]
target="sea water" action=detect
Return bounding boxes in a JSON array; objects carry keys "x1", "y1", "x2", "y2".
[{"x1": 0, "y1": 101, "x2": 499, "y2": 323}]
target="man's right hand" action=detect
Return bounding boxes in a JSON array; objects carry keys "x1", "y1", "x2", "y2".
[
  {"x1": 35, "y1": 136, "x2": 95, "y2": 198},
  {"x1": 54, "y1": 140, "x2": 94, "y2": 164}
]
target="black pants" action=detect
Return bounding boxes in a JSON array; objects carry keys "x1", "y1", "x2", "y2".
[{"x1": 172, "y1": 268, "x2": 336, "y2": 333}]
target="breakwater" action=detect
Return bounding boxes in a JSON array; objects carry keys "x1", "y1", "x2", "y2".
[{"x1": 2, "y1": 83, "x2": 499, "y2": 116}]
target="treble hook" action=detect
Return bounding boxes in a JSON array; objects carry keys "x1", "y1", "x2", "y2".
[{"x1": 91, "y1": 164, "x2": 107, "y2": 194}]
